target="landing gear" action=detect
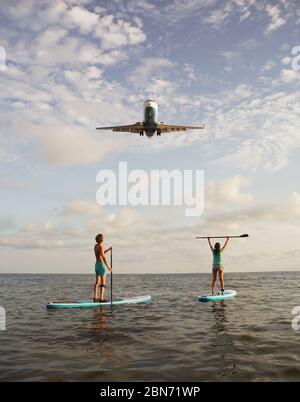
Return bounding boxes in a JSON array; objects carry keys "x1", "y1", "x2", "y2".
[
  {"x1": 140, "y1": 131, "x2": 144, "y2": 136},
  {"x1": 157, "y1": 129, "x2": 161, "y2": 136}
]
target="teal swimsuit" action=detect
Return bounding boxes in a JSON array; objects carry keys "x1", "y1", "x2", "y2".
[
  {"x1": 95, "y1": 261, "x2": 106, "y2": 276},
  {"x1": 212, "y1": 249, "x2": 222, "y2": 265},
  {"x1": 212, "y1": 249, "x2": 223, "y2": 272}
]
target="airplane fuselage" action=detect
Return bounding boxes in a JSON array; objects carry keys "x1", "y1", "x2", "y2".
[{"x1": 143, "y1": 100, "x2": 158, "y2": 137}]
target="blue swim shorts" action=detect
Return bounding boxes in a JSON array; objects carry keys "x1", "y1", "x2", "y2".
[{"x1": 95, "y1": 261, "x2": 106, "y2": 276}]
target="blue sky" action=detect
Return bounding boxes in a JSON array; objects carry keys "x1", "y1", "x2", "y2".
[{"x1": 0, "y1": 0, "x2": 300, "y2": 273}]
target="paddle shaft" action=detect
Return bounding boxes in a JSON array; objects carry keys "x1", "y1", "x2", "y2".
[
  {"x1": 110, "y1": 247, "x2": 113, "y2": 308},
  {"x1": 195, "y1": 235, "x2": 248, "y2": 239}
]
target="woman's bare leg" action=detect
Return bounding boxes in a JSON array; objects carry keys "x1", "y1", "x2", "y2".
[
  {"x1": 100, "y1": 275, "x2": 107, "y2": 301},
  {"x1": 211, "y1": 271, "x2": 217, "y2": 295},
  {"x1": 219, "y1": 271, "x2": 225, "y2": 292},
  {"x1": 94, "y1": 275, "x2": 100, "y2": 301}
]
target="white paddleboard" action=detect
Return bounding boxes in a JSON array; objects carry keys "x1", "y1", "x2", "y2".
[
  {"x1": 198, "y1": 289, "x2": 237, "y2": 302},
  {"x1": 46, "y1": 295, "x2": 152, "y2": 309}
]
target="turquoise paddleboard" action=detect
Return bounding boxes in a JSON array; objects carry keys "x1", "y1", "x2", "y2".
[
  {"x1": 46, "y1": 295, "x2": 152, "y2": 309},
  {"x1": 198, "y1": 289, "x2": 237, "y2": 302}
]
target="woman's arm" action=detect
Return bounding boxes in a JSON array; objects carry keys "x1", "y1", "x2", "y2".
[
  {"x1": 208, "y1": 237, "x2": 213, "y2": 251},
  {"x1": 100, "y1": 246, "x2": 111, "y2": 271},
  {"x1": 221, "y1": 237, "x2": 229, "y2": 251},
  {"x1": 104, "y1": 246, "x2": 112, "y2": 254}
]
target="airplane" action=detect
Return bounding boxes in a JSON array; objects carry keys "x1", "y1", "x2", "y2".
[{"x1": 96, "y1": 99, "x2": 205, "y2": 137}]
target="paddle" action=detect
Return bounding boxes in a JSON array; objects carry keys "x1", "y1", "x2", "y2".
[
  {"x1": 195, "y1": 234, "x2": 249, "y2": 239},
  {"x1": 110, "y1": 247, "x2": 113, "y2": 308}
]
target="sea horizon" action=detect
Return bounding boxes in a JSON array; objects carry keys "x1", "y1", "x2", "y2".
[{"x1": 1, "y1": 270, "x2": 300, "y2": 275}]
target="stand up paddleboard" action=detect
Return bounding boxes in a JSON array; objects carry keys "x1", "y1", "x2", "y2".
[
  {"x1": 198, "y1": 289, "x2": 237, "y2": 302},
  {"x1": 46, "y1": 295, "x2": 152, "y2": 309}
]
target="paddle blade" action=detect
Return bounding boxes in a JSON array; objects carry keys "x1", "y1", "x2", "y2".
[{"x1": 240, "y1": 234, "x2": 249, "y2": 237}]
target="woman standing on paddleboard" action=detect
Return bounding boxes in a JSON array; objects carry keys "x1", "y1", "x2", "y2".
[
  {"x1": 208, "y1": 237, "x2": 229, "y2": 295},
  {"x1": 93, "y1": 234, "x2": 112, "y2": 302}
]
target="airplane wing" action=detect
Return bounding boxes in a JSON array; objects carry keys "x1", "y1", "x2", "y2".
[
  {"x1": 96, "y1": 122, "x2": 143, "y2": 133},
  {"x1": 157, "y1": 123, "x2": 205, "y2": 133}
]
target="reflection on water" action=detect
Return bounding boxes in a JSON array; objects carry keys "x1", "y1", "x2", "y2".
[
  {"x1": 209, "y1": 300, "x2": 239, "y2": 379},
  {"x1": 211, "y1": 301, "x2": 228, "y2": 334},
  {"x1": 0, "y1": 272, "x2": 300, "y2": 381},
  {"x1": 91, "y1": 308, "x2": 111, "y2": 332}
]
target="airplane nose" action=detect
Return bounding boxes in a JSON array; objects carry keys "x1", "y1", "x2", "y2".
[{"x1": 145, "y1": 129, "x2": 155, "y2": 137}]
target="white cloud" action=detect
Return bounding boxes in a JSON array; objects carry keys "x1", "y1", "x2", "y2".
[
  {"x1": 183, "y1": 63, "x2": 197, "y2": 81},
  {"x1": 14, "y1": 118, "x2": 123, "y2": 166},
  {"x1": 0, "y1": 237, "x2": 65, "y2": 250},
  {"x1": 63, "y1": 201, "x2": 100, "y2": 217},
  {"x1": 67, "y1": 6, "x2": 99, "y2": 32},
  {"x1": 44, "y1": 1, "x2": 68, "y2": 23},
  {"x1": 239, "y1": 38, "x2": 260, "y2": 50},
  {"x1": 261, "y1": 59, "x2": 277, "y2": 72},
  {"x1": 2, "y1": 0, "x2": 36, "y2": 19},
  {"x1": 0, "y1": 204, "x2": 142, "y2": 252},
  {"x1": 206, "y1": 192, "x2": 300, "y2": 224},
  {"x1": 94, "y1": 15, "x2": 146, "y2": 49},
  {"x1": 37, "y1": 28, "x2": 68, "y2": 47},
  {"x1": 86, "y1": 66, "x2": 103, "y2": 79},
  {"x1": 281, "y1": 56, "x2": 292, "y2": 65},
  {"x1": 179, "y1": 85, "x2": 300, "y2": 172},
  {"x1": 110, "y1": 0, "x2": 159, "y2": 16},
  {"x1": 233, "y1": 83, "x2": 253, "y2": 98},
  {"x1": 129, "y1": 57, "x2": 176, "y2": 83},
  {"x1": 206, "y1": 176, "x2": 254, "y2": 210},
  {"x1": 160, "y1": 0, "x2": 295, "y2": 37},
  {"x1": 20, "y1": 221, "x2": 56, "y2": 235},
  {"x1": 280, "y1": 68, "x2": 300, "y2": 83},
  {"x1": 204, "y1": 2, "x2": 233, "y2": 29},
  {"x1": 2, "y1": 1, "x2": 146, "y2": 68},
  {"x1": 265, "y1": 4, "x2": 287, "y2": 34},
  {"x1": 219, "y1": 50, "x2": 240, "y2": 72},
  {"x1": 104, "y1": 209, "x2": 140, "y2": 232},
  {"x1": 145, "y1": 78, "x2": 177, "y2": 98}
]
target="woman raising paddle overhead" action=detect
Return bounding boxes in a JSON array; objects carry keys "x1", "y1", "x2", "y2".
[
  {"x1": 93, "y1": 234, "x2": 112, "y2": 303},
  {"x1": 208, "y1": 237, "x2": 229, "y2": 295}
]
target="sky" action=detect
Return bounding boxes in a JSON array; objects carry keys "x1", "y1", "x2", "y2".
[{"x1": 0, "y1": 0, "x2": 300, "y2": 274}]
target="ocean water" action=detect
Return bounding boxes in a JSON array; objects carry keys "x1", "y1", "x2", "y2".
[{"x1": 0, "y1": 272, "x2": 300, "y2": 382}]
